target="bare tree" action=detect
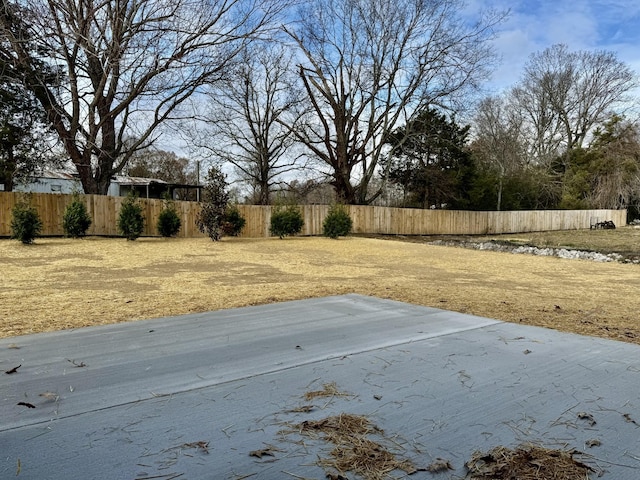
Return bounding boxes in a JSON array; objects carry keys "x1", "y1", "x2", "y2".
[
  {"x1": 284, "y1": 0, "x2": 504, "y2": 204},
  {"x1": 472, "y1": 95, "x2": 529, "y2": 210},
  {"x1": 511, "y1": 76, "x2": 564, "y2": 166},
  {"x1": 513, "y1": 44, "x2": 638, "y2": 158},
  {"x1": 0, "y1": 0, "x2": 286, "y2": 194},
  {"x1": 189, "y1": 43, "x2": 303, "y2": 205},
  {"x1": 125, "y1": 148, "x2": 195, "y2": 184},
  {"x1": 588, "y1": 115, "x2": 640, "y2": 210}
]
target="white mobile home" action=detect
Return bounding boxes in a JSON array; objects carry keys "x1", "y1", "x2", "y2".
[{"x1": 13, "y1": 171, "x2": 200, "y2": 200}]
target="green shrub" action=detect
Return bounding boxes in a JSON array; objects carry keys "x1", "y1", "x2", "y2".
[
  {"x1": 222, "y1": 204, "x2": 246, "y2": 237},
  {"x1": 63, "y1": 192, "x2": 92, "y2": 238},
  {"x1": 322, "y1": 204, "x2": 352, "y2": 239},
  {"x1": 11, "y1": 199, "x2": 42, "y2": 244},
  {"x1": 270, "y1": 204, "x2": 304, "y2": 239},
  {"x1": 195, "y1": 167, "x2": 229, "y2": 241},
  {"x1": 117, "y1": 193, "x2": 145, "y2": 240},
  {"x1": 157, "y1": 199, "x2": 181, "y2": 237}
]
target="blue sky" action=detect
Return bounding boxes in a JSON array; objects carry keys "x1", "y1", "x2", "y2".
[
  {"x1": 468, "y1": 0, "x2": 640, "y2": 92},
  {"x1": 164, "y1": 1, "x2": 640, "y2": 156}
]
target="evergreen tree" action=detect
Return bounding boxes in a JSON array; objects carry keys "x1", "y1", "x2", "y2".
[
  {"x1": 0, "y1": 3, "x2": 60, "y2": 190},
  {"x1": 63, "y1": 192, "x2": 92, "y2": 238},
  {"x1": 117, "y1": 194, "x2": 145, "y2": 240},
  {"x1": 0, "y1": 77, "x2": 54, "y2": 191},
  {"x1": 383, "y1": 108, "x2": 475, "y2": 209},
  {"x1": 195, "y1": 167, "x2": 229, "y2": 241}
]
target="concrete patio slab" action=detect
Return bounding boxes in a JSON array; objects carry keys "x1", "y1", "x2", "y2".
[{"x1": 1, "y1": 294, "x2": 639, "y2": 479}]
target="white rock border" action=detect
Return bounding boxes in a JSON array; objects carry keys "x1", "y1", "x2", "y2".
[{"x1": 429, "y1": 240, "x2": 633, "y2": 263}]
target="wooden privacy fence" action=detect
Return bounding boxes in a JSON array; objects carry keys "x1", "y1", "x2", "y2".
[{"x1": 0, "y1": 191, "x2": 627, "y2": 238}]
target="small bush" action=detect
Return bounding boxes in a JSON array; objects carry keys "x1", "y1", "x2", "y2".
[
  {"x1": 11, "y1": 199, "x2": 42, "y2": 244},
  {"x1": 323, "y1": 204, "x2": 353, "y2": 239},
  {"x1": 222, "y1": 204, "x2": 246, "y2": 237},
  {"x1": 117, "y1": 193, "x2": 145, "y2": 240},
  {"x1": 195, "y1": 167, "x2": 229, "y2": 241},
  {"x1": 270, "y1": 204, "x2": 304, "y2": 239},
  {"x1": 157, "y1": 199, "x2": 181, "y2": 237},
  {"x1": 63, "y1": 192, "x2": 92, "y2": 238}
]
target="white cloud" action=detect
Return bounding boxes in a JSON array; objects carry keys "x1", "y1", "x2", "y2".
[{"x1": 472, "y1": 0, "x2": 640, "y2": 92}]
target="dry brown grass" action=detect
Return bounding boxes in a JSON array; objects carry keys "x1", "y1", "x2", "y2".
[{"x1": 1, "y1": 233, "x2": 639, "y2": 343}]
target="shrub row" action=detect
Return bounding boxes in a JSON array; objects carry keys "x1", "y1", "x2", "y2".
[
  {"x1": 9, "y1": 192, "x2": 247, "y2": 244},
  {"x1": 269, "y1": 202, "x2": 353, "y2": 239},
  {"x1": 10, "y1": 195, "x2": 353, "y2": 243}
]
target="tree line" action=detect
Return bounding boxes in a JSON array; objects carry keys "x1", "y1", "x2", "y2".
[{"x1": 1, "y1": 1, "x2": 638, "y2": 216}]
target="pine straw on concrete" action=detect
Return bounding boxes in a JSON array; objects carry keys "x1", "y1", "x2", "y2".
[
  {"x1": 294, "y1": 414, "x2": 416, "y2": 480},
  {"x1": 303, "y1": 382, "x2": 352, "y2": 401},
  {"x1": 274, "y1": 383, "x2": 420, "y2": 480},
  {"x1": 298, "y1": 413, "x2": 379, "y2": 438},
  {"x1": 466, "y1": 444, "x2": 596, "y2": 480},
  {"x1": 2, "y1": 236, "x2": 640, "y2": 343},
  {"x1": 277, "y1": 383, "x2": 599, "y2": 480},
  {"x1": 290, "y1": 417, "x2": 598, "y2": 480}
]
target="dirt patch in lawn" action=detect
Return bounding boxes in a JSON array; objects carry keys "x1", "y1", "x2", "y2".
[{"x1": 1, "y1": 235, "x2": 639, "y2": 343}]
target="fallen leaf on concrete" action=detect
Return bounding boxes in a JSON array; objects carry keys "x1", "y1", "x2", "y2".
[
  {"x1": 66, "y1": 358, "x2": 87, "y2": 368},
  {"x1": 249, "y1": 448, "x2": 276, "y2": 459},
  {"x1": 427, "y1": 458, "x2": 454, "y2": 472},
  {"x1": 5, "y1": 364, "x2": 21, "y2": 374},
  {"x1": 577, "y1": 412, "x2": 596, "y2": 426}
]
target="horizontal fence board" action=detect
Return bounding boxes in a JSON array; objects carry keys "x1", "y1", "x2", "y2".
[{"x1": 0, "y1": 191, "x2": 627, "y2": 238}]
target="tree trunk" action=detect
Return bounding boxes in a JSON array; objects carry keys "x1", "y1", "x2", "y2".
[
  {"x1": 258, "y1": 180, "x2": 270, "y2": 205},
  {"x1": 332, "y1": 166, "x2": 356, "y2": 204}
]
